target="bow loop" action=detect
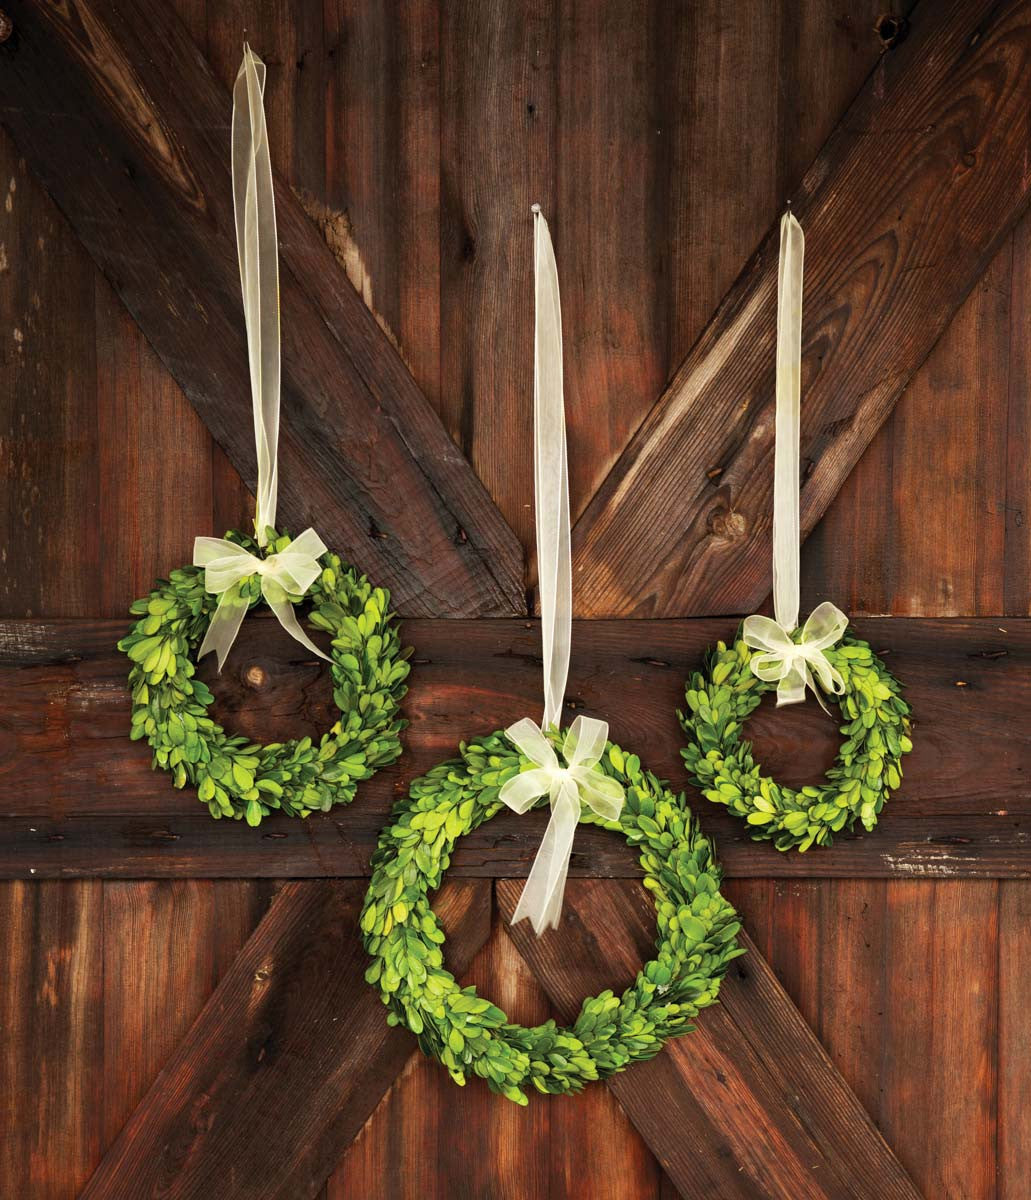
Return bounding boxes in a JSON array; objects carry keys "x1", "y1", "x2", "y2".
[
  {"x1": 193, "y1": 529, "x2": 330, "y2": 671},
  {"x1": 499, "y1": 715, "x2": 624, "y2": 933},
  {"x1": 742, "y1": 601, "x2": 848, "y2": 711}
]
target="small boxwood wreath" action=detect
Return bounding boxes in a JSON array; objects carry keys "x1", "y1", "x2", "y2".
[
  {"x1": 118, "y1": 528, "x2": 410, "y2": 825},
  {"x1": 679, "y1": 632, "x2": 912, "y2": 852},
  {"x1": 361, "y1": 727, "x2": 743, "y2": 1104}
]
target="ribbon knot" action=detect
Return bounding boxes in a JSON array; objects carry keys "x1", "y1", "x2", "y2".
[
  {"x1": 742, "y1": 600, "x2": 847, "y2": 710},
  {"x1": 500, "y1": 715, "x2": 625, "y2": 934},
  {"x1": 193, "y1": 527, "x2": 331, "y2": 671}
]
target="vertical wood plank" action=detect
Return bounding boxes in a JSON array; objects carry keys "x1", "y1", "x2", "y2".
[
  {"x1": 880, "y1": 882, "x2": 998, "y2": 1199},
  {"x1": 440, "y1": 0, "x2": 557, "y2": 552},
  {"x1": 95, "y1": 283, "x2": 214, "y2": 616},
  {"x1": 323, "y1": 0, "x2": 442, "y2": 410},
  {"x1": 100, "y1": 880, "x2": 276, "y2": 1149},
  {"x1": 0, "y1": 140, "x2": 99, "y2": 617},
  {"x1": 554, "y1": 0, "x2": 669, "y2": 524},
  {"x1": 0, "y1": 881, "x2": 104, "y2": 1198},
  {"x1": 998, "y1": 881, "x2": 1031, "y2": 1200},
  {"x1": 1004, "y1": 212, "x2": 1031, "y2": 616}
]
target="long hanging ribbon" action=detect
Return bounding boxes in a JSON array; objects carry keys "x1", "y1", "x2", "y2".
[
  {"x1": 498, "y1": 207, "x2": 624, "y2": 934},
  {"x1": 742, "y1": 212, "x2": 846, "y2": 707},
  {"x1": 194, "y1": 45, "x2": 329, "y2": 672}
]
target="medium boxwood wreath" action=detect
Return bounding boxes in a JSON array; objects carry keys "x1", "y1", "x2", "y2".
[
  {"x1": 361, "y1": 728, "x2": 743, "y2": 1104},
  {"x1": 680, "y1": 632, "x2": 912, "y2": 852},
  {"x1": 118, "y1": 528, "x2": 410, "y2": 825}
]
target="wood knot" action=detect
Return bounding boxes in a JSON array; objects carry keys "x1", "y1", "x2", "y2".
[
  {"x1": 707, "y1": 506, "x2": 747, "y2": 541},
  {"x1": 0, "y1": 12, "x2": 13, "y2": 42},
  {"x1": 874, "y1": 14, "x2": 908, "y2": 48},
  {"x1": 244, "y1": 664, "x2": 269, "y2": 689}
]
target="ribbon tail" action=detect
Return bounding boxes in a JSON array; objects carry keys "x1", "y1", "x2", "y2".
[
  {"x1": 803, "y1": 663, "x2": 834, "y2": 716},
  {"x1": 197, "y1": 586, "x2": 249, "y2": 673},
  {"x1": 511, "y1": 783, "x2": 578, "y2": 935},
  {"x1": 265, "y1": 586, "x2": 331, "y2": 663},
  {"x1": 775, "y1": 664, "x2": 807, "y2": 707},
  {"x1": 533, "y1": 207, "x2": 571, "y2": 731}
]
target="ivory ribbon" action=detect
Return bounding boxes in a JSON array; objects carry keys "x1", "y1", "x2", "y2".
[
  {"x1": 194, "y1": 529, "x2": 331, "y2": 672},
  {"x1": 234, "y1": 43, "x2": 279, "y2": 546},
  {"x1": 194, "y1": 46, "x2": 328, "y2": 671},
  {"x1": 500, "y1": 717, "x2": 624, "y2": 934},
  {"x1": 742, "y1": 211, "x2": 847, "y2": 708},
  {"x1": 500, "y1": 207, "x2": 625, "y2": 934}
]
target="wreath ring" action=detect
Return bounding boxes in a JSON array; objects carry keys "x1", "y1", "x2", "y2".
[
  {"x1": 118, "y1": 528, "x2": 410, "y2": 825},
  {"x1": 679, "y1": 631, "x2": 912, "y2": 852},
  {"x1": 361, "y1": 727, "x2": 743, "y2": 1103}
]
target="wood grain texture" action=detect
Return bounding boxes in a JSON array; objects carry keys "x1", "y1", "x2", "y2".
[
  {"x1": 666, "y1": 0, "x2": 897, "y2": 369},
  {"x1": 802, "y1": 216, "x2": 1027, "y2": 616},
  {"x1": 0, "y1": 139, "x2": 100, "y2": 617},
  {"x1": 571, "y1": 0, "x2": 1031, "y2": 617},
  {"x1": 0, "y1": 0, "x2": 523, "y2": 618},
  {"x1": 500, "y1": 879, "x2": 920, "y2": 1200},
  {"x1": 81, "y1": 879, "x2": 491, "y2": 1200},
  {"x1": 100, "y1": 880, "x2": 276, "y2": 1150},
  {"x1": 95, "y1": 282, "x2": 215, "y2": 615},
  {"x1": 439, "y1": 0, "x2": 557, "y2": 552},
  {"x1": 332, "y1": 902, "x2": 665, "y2": 1200},
  {"x1": 727, "y1": 877, "x2": 1010, "y2": 1200},
  {"x1": 878, "y1": 881, "x2": 999, "y2": 1199},
  {"x1": 0, "y1": 616, "x2": 1026, "y2": 878},
  {"x1": 999, "y1": 881, "x2": 1031, "y2": 1199},
  {"x1": 0, "y1": 881, "x2": 104, "y2": 1199}
]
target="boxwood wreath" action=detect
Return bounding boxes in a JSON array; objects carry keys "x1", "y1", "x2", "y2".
[
  {"x1": 118, "y1": 528, "x2": 410, "y2": 825},
  {"x1": 361, "y1": 728, "x2": 744, "y2": 1103},
  {"x1": 679, "y1": 632, "x2": 912, "y2": 852}
]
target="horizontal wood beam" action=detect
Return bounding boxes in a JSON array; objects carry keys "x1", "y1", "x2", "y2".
[
  {"x1": 501, "y1": 880, "x2": 920, "y2": 1199},
  {"x1": 0, "y1": 0, "x2": 524, "y2": 618},
  {"x1": 81, "y1": 878, "x2": 492, "y2": 1200},
  {"x1": 570, "y1": 0, "x2": 1031, "y2": 616},
  {"x1": 1, "y1": 616, "x2": 1028, "y2": 879}
]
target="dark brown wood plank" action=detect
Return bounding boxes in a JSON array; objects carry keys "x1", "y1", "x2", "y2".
[
  {"x1": 318, "y1": 0, "x2": 442, "y2": 412},
  {"x1": 0, "y1": 881, "x2": 104, "y2": 1198},
  {"x1": 666, "y1": 1, "x2": 896, "y2": 371},
  {"x1": 95, "y1": 281, "x2": 215, "y2": 616},
  {"x1": 0, "y1": 0, "x2": 523, "y2": 618},
  {"x1": 500, "y1": 879, "x2": 920, "y2": 1200},
  {"x1": 81, "y1": 878, "x2": 491, "y2": 1200},
  {"x1": 0, "y1": 137, "x2": 100, "y2": 617},
  {"x1": 0, "y1": 615, "x2": 1028, "y2": 878},
  {"x1": 570, "y1": 0, "x2": 1031, "y2": 617},
  {"x1": 439, "y1": 0, "x2": 557, "y2": 552},
  {"x1": 3, "y1": 810, "x2": 1027, "y2": 881}
]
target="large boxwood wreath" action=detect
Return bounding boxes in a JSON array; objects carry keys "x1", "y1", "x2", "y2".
[
  {"x1": 680, "y1": 632, "x2": 912, "y2": 852},
  {"x1": 361, "y1": 727, "x2": 743, "y2": 1103},
  {"x1": 118, "y1": 528, "x2": 410, "y2": 825}
]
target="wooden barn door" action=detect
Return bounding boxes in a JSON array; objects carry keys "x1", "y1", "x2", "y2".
[{"x1": 1, "y1": 2, "x2": 1029, "y2": 1197}]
